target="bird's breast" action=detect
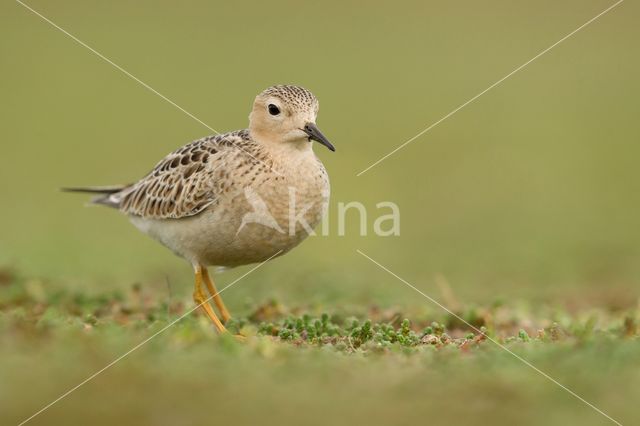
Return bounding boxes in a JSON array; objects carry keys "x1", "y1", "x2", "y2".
[{"x1": 196, "y1": 156, "x2": 329, "y2": 266}]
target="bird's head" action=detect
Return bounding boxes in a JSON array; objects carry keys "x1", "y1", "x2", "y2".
[{"x1": 249, "y1": 85, "x2": 335, "y2": 152}]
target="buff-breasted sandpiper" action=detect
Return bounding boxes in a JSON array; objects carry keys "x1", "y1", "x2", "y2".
[{"x1": 65, "y1": 85, "x2": 334, "y2": 334}]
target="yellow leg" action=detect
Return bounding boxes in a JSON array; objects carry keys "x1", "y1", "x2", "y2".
[
  {"x1": 202, "y1": 267, "x2": 232, "y2": 323},
  {"x1": 193, "y1": 265, "x2": 227, "y2": 334}
]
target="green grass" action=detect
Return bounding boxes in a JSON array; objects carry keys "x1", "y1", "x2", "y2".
[{"x1": 2, "y1": 268, "x2": 639, "y2": 425}]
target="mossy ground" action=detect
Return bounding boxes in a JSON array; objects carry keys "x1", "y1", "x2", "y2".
[{"x1": 2, "y1": 268, "x2": 639, "y2": 426}]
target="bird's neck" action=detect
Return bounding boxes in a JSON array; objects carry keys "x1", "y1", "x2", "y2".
[{"x1": 250, "y1": 130, "x2": 314, "y2": 161}]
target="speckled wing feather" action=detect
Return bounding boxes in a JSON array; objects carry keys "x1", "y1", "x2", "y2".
[{"x1": 119, "y1": 130, "x2": 254, "y2": 219}]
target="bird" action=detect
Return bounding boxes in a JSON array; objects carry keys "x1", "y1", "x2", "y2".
[{"x1": 65, "y1": 85, "x2": 334, "y2": 335}]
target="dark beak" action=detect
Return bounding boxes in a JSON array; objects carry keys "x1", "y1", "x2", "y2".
[{"x1": 302, "y1": 123, "x2": 335, "y2": 152}]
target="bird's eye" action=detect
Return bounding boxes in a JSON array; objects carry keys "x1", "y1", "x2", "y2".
[{"x1": 268, "y1": 104, "x2": 280, "y2": 116}]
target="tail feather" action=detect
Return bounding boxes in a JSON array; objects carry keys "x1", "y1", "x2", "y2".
[{"x1": 62, "y1": 185, "x2": 130, "y2": 209}]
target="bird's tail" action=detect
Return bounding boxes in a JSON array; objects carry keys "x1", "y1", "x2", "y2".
[{"x1": 62, "y1": 185, "x2": 129, "y2": 209}]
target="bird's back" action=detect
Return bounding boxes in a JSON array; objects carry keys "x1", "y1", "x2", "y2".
[{"x1": 88, "y1": 129, "x2": 273, "y2": 220}]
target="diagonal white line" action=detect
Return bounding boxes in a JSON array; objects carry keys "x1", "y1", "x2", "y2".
[
  {"x1": 15, "y1": 0, "x2": 220, "y2": 134},
  {"x1": 16, "y1": 0, "x2": 285, "y2": 176},
  {"x1": 17, "y1": 250, "x2": 282, "y2": 426},
  {"x1": 356, "y1": 249, "x2": 623, "y2": 426},
  {"x1": 356, "y1": 0, "x2": 624, "y2": 177}
]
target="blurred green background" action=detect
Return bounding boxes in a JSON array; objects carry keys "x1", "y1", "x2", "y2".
[
  {"x1": 1, "y1": 0, "x2": 639, "y2": 305},
  {"x1": 1, "y1": 0, "x2": 639, "y2": 425}
]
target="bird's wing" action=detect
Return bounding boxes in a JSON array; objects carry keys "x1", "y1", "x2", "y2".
[{"x1": 119, "y1": 130, "x2": 257, "y2": 219}]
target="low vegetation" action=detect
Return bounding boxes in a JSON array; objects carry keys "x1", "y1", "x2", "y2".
[
  {"x1": 3, "y1": 267, "x2": 637, "y2": 353},
  {"x1": 3, "y1": 267, "x2": 640, "y2": 425}
]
